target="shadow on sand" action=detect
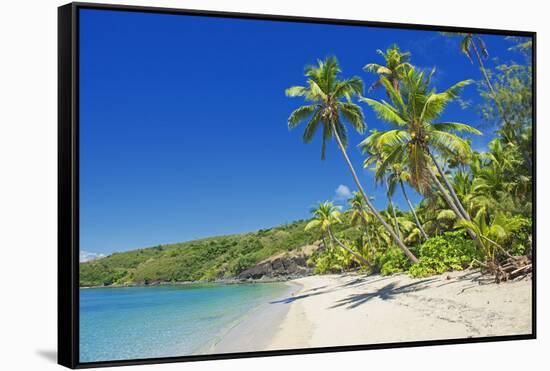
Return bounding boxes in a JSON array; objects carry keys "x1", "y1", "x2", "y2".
[
  {"x1": 270, "y1": 276, "x2": 437, "y2": 306},
  {"x1": 329, "y1": 278, "x2": 438, "y2": 309}
]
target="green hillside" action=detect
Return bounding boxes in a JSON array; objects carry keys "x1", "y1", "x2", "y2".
[{"x1": 79, "y1": 217, "x2": 357, "y2": 287}]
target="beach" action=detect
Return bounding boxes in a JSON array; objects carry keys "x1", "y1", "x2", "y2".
[{"x1": 212, "y1": 270, "x2": 532, "y2": 353}]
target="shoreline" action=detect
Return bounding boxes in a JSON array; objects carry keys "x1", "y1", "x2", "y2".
[
  {"x1": 79, "y1": 275, "x2": 307, "y2": 289},
  {"x1": 209, "y1": 270, "x2": 532, "y2": 353},
  {"x1": 208, "y1": 280, "x2": 303, "y2": 354}
]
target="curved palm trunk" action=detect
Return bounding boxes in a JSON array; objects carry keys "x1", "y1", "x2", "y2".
[
  {"x1": 385, "y1": 181, "x2": 402, "y2": 239},
  {"x1": 429, "y1": 152, "x2": 471, "y2": 221},
  {"x1": 427, "y1": 166, "x2": 479, "y2": 243},
  {"x1": 399, "y1": 180, "x2": 428, "y2": 240},
  {"x1": 330, "y1": 122, "x2": 418, "y2": 263},
  {"x1": 327, "y1": 228, "x2": 370, "y2": 267},
  {"x1": 427, "y1": 165, "x2": 464, "y2": 219},
  {"x1": 389, "y1": 201, "x2": 401, "y2": 239}
]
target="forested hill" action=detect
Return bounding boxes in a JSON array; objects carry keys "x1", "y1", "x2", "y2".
[{"x1": 79, "y1": 217, "x2": 355, "y2": 287}]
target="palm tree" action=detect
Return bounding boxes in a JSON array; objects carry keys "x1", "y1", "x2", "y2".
[
  {"x1": 360, "y1": 133, "x2": 401, "y2": 237},
  {"x1": 348, "y1": 192, "x2": 371, "y2": 231},
  {"x1": 361, "y1": 131, "x2": 429, "y2": 241},
  {"x1": 389, "y1": 164, "x2": 429, "y2": 240},
  {"x1": 305, "y1": 202, "x2": 369, "y2": 266},
  {"x1": 347, "y1": 191, "x2": 377, "y2": 256},
  {"x1": 359, "y1": 68, "x2": 481, "y2": 236},
  {"x1": 363, "y1": 44, "x2": 412, "y2": 93},
  {"x1": 442, "y1": 32, "x2": 512, "y2": 136},
  {"x1": 286, "y1": 56, "x2": 418, "y2": 263},
  {"x1": 469, "y1": 139, "x2": 529, "y2": 215}
]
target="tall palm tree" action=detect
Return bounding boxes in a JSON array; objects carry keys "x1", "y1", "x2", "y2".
[
  {"x1": 286, "y1": 56, "x2": 418, "y2": 263},
  {"x1": 363, "y1": 44, "x2": 412, "y2": 93},
  {"x1": 359, "y1": 68, "x2": 481, "y2": 238},
  {"x1": 304, "y1": 202, "x2": 369, "y2": 266},
  {"x1": 442, "y1": 32, "x2": 512, "y2": 136}
]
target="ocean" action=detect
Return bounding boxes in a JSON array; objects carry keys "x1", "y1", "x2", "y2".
[{"x1": 79, "y1": 282, "x2": 292, "y2": 363}]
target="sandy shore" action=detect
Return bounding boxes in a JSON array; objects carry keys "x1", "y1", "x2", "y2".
[{"x1": 212, "y1": 270, "x2": 532, "y2": 354}]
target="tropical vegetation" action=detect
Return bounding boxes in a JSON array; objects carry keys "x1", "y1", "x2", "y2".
[
  {"x1": 80, "y1": 34, "x2": 532, "y2": 287},
  {"x1": 288, "y1": 35, "x2": 533, "y2": 281}
]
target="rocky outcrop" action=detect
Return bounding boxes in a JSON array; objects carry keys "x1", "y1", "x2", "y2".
[{"x1": 237, "y1": 244, "x2": 322, "y2": 280}]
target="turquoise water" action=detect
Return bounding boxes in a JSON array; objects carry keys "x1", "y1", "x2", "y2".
[{"x1": 80, "y1": 283, "x2": 291, "y2": 363}]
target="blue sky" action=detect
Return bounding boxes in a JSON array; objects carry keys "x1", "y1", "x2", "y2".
[{"x1": 79, "y1": 8, "x2": 527, "y2": 255}]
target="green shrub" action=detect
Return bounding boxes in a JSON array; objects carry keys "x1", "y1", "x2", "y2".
[
  {"x1": 506, "y1": 217, "x2": 532, "y2": 256},
  {"x1": 375, "y1": 247, "x2": 412, "y2": 276},
  {"x1": 408, "y1": 231, "x2": 479, "y2": 277}
]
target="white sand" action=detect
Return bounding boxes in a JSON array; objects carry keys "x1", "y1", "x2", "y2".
[
  {"x1": 268, "y1": 271, "x2": 532, "y2": 350},
  {"x1": 212, "y1": 270, "x2": 532, "y2": 354}
]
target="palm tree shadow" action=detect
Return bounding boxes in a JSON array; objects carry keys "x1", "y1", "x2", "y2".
[
  {"x1": 330, "y1": 278, "x2": 437, "y2": 309},
  {"x1": 271, "y1": 289, "x2": 329, "y2": 304},
  {"x1": 339, "y1": 275, "x2": 394, "y2": 289},
  {"x1": 36, "y1": 349, "x2": 57, "y2": 363},
  {"x1": 271, "y1": 277, "x2": 437, "y2": 305}
]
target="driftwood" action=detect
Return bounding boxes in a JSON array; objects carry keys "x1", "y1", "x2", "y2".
[{"x1": 487, "y1": 255, "x2": 532, "y2": 283}]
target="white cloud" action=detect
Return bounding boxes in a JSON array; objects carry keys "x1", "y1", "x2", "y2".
[
  {"x1": 333, "y1": 184, "x2": 352, "y2": 202},
  {"x1": 80, "y1": 251, "x2": 105, "y2": 262}
]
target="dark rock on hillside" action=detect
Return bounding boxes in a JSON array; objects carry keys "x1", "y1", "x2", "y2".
[{"x1": 237, "y1": 244, "x2": 322, "y2": 280}]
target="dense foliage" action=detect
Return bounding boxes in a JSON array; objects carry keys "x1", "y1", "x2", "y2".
[
  {"x1": 408, "y1": 232, "x2": 479, "y2": 277},
  {"x1": 289, "y1": 37, "x2": 533, "y2": 280}
]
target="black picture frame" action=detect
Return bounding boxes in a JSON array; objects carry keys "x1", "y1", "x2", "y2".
[{"x1": 58, "y1": 2, "x2": 537, "y2": 369}]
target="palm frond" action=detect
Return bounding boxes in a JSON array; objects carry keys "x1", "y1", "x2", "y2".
[
  {"x1": 339, "y1": 102, "x2": 366, "y2": 134},
  {"x1": 333, "y1": 119, "x2": 348, "y2": 148},
  {"x1": 285, "y1": 85, "x2": 307, "y2": 97},
  {"x1": 430, "y1": 130, "x2": 473, "y2": 157},
  {"x1": 431, "y1": 122, "x2": 482, "y2": 135},
  {"x1": 360, "y1": 97, "x2": 407, "y2": 126},
  {"x1": 304, "y1": 219, "x2": 321, "y2": 231},
  {"x1": 460, "y1": 35, "x2": 474, "y2": 63},
  {"x1": 302, "y1": 111, "x2": 322, "y2": 143},
  {"x1": 288, "y1": 104, "x2": 319, "y2": 129}
]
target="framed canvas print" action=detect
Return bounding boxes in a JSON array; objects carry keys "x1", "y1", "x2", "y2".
[{"x1": 58, "y1": 2, "x2": 536, "y2": 368}]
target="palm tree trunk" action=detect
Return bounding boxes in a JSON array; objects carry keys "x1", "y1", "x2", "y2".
[
  {"x1": 390, "y1": 200, "x2": 401, "y2": 239},
  {"x1": 427, "y1": 165, "x2": 464, "y2": 219},
  {"x1": 427, "y1": 166, "x2": 479, "y2": 242},
  {"x1": 385, "y1": 180, "x2": 401, "y2": 239},
  {"x1": 399, "y1": 180, "x2": 428, "y2": 240},
  {"x1": 385, "y1": 181, "x2": 402, "y2": 239},
  {"x1": 330, "y1": 121, "x2": 418, "y2": 263},
  {"x1": 429, "y1": 151, "x2": 471, "y2": 221},
  {"x1": 327, "y1": 228, "x2": 370, "y2": 267}
]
